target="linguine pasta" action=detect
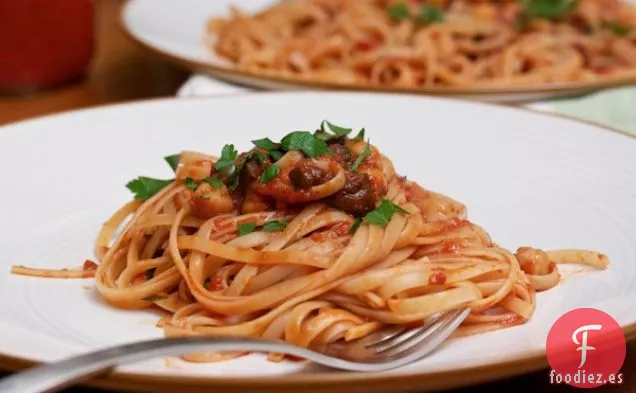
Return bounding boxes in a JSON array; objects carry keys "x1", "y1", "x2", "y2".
[
  {"x1": 12, "y1": 122, "x2": 608, "y2": 363},
  {"x1": 208, "y1": 0, "x2": 636, "y2": 89}
]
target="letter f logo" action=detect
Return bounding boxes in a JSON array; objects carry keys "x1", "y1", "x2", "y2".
[{"x1": 572, "y1": 325, "x2": 602, "y2": 368}]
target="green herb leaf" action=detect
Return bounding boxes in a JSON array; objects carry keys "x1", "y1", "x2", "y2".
[
  {"x1": 388, "y1": 2, "x2": 410, "y2": 22},
  {"x1": 226, "y1": 150, "x2": 254, "y2": 192},
  {"x1": 363, "y1": 199, "x2": 410, "y2": 227},
  {"x1": 262, "y1": 220, "x2": 288, "y2": 232},
  {"x1": 204, "y1": 177, "x2": 224, "y2": 189},
  {"x1": 322, "y1": 120, "x2": 352, "y2": 137},
  {"x1": 417, "y1": 4, "x2": 444, "y2": 25},
  {"x1": 215, "y1": 144, "x2": 238, "y2": 171},
  {"x1": 281, "y1": 131, "x2": 329, "y2": 157},
  {"x1": 314, "y1": 130, "x2": 332, "y2": 141},
  {"x1": 521, "y1": 0, "x2": 578, "y2": 20},
  {"x1": 144, "y1": 268, "x2": 156, "y2": 281},
  {"x1": 349, "y1": 218, "x2": 363, "y2": 234},
  {"x1": 605, "y1": 21, "x2": 630, "y2": 36},
  {"x1": 254, "y1": 150, "x2": 267, "y2": 164},
  {"x1": 259, "y1": 164, "x2": 281, "y2": 184},
  {"x1": 353, "y1": 128, "x2": 366, "y2": 141},
  {"x1": 126, "y1": 177, "x2": 173, "y2": 201},
  {"x1": 351, "y1": 141, "x2": 372, "y2": 172},
  {"x1": 252, "y1": 138, "x2": 279, "y2": 151},
  {"x1": 269, "y1": 150, "x2": 284, "y2": 162},
  {"x1": 164, "y1": 154, "x2": 180, "y2": 172},
  {"x1": 184, "y1": 177, "x2": 198, "y2": 190},
  {"x1": 238, "y1": 222, "x2": 257, "y2": 236}
]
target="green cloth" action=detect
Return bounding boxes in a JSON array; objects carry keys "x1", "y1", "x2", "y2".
[{"x1": 532, "y1": 87, "x2": 636, "y2": 135}]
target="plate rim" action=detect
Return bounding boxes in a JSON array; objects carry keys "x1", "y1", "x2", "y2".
[
  {"x1": 1, "y1": 92, "x2": 636, "y2": 393},
  {"x1": 119, "y1": 0, "x2": 636, "y2": 101}
]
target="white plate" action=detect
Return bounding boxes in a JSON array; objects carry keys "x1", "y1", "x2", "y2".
[
  {"x1": 121, "y1": 0, "x2": 636, "y2": 103},
  {"x1": 0, "y1": 92, "x2": 635, "y2": 393}
]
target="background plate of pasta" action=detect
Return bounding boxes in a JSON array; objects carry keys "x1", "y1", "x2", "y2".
[
  {"x1": 123, "y1": 0, "x2": 636, "y2": 102},
  {"x1": 0, "y1": 92, "x2": 635, "y2": 392}
]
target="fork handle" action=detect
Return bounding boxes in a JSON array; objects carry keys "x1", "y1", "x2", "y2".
[{"x1": 0, "y1": 337, "x2": 325, "y2": 393}]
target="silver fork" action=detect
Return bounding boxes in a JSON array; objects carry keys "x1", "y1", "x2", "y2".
[{"x1": 0, "y1": 308, "x2": 469, "y2": 393}]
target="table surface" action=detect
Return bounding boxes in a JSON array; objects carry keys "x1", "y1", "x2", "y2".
[{"x1": 0, "y1": 1, "x2": 634, "y2": 392}]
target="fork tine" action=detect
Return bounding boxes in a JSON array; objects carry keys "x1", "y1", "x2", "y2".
[
  {"x1": 373, "y1": 308, "x2": 469, "y2": 359},
  {"x1": 365, "y1": 311, "x2": 446, "y2": 350}
]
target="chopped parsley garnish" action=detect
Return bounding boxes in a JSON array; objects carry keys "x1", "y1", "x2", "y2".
[
  {"x1": 260, "y1": 164, "x2": 281, "y2": 184},
  {"x1": 605, "y1": 21, "x2": 630, "y2": 36},
  {"x1": 263, "y1": 220, "x2": 288, "y2": 232},
  {"x1": 184, "y1": 177, "x2": 198, "y2": 190},
  {"x1": 314, "y1": 130, "x2": 332, "y2": 142},
  {"x1": 126, "y1": 177, "x2": 173, "y2": 201},
  {"x1": 204, "y1": 177, "x2": 224, "y2": 189},
  {"x1": 351, "y1": 141, "x2": 372, "y2": 172},
  {"x1": 349, "y1": 218, "x2": 363, "y2": 234},
  {"x1": 238, "y1": 222, "x2": 257, "y2": 236},
  {"x1": 364, "y1": 199, "x2": 410, "y2": 227},
  {"x1": 353, "y1": 128, "x2": 366, "y2": 141},
  {"x1": 164, "y1": 154, "x2": 180, "y2": 172},
  {"x1": 521, "y1": 0, "x2": 577, "y2": 20},
  {"x1": 129, "y1": 121, "x2": 375, "y2": 201},
  {"x1": 215, "y1": 144, "x2": 238, "y2": 171},
  {"x1": 269, "y1": 150, "x2": 284, "y2": 162},
  {"x1": 253, "y1": 150, "x2": 267, "y2": 164},
  {"x1": 321, "y1": 120, "x2": 352, "y2": 137},
  {"x1": 226, "y1": 150, "x2": 263, "y2": 192},
  {"x1": 251, "y1": 138, "x2": 281, "y2": 163},
  {"x1": 388, "y1": 2, "x2": 410, "y2": 22},
  {"x1": 281, "y1": 131, "x2": 329, "y2": 157},
  {"x1": 252, "y1": 138, "x2": 279, "y2": 151},
  {"x1": 417, "y1": 5, "x2": 444, "y2": 25}
]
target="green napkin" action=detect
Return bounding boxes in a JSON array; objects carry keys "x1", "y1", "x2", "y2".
[{"x1": 529, "y1": 86, "x2": 636, "y2": 135}]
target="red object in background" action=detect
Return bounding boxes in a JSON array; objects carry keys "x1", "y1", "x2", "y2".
[{"x1": 0, "y1": 0, "x2": 94, "y2": 93}]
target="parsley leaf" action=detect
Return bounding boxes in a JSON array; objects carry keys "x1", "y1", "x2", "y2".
[
  {"x1": 204, "y1": 177, "x2": 224, "y2": 189},
  {"x1": 269, "y1": 150, "x2": 284, "y2": 162},
  {"x1": 364, "y1": 199, "x2": 409, "y2": 227},
  {"x1": 254, "y1": 150, "x2": 267, "y2": 164},
  {"x1": 281, "y1": 131, "x2": 330, "y2": 157},
  {"x1": 353, "y1": 128, "x2": 366, "y2": 141},
  {"x1": 349, "y1": 218, "x2": 363, "y2": 234},
  {"x1": 215, "y1": 144, "x2": 238, "y2": 171},
  {"x1": 126, "y1": 177, "x2": 173, "y2": 201},
  {"x1": 238, "y1": 222, "x2": 257, "y2": 236},
  {"x1": 226, "y1": 150, "x2": 261, "y2": 192},
  {"x1": 259, "y1": 164, "x2": 281, "y2": 184},
  {"x1": 314, "y1": 130, "x2": 333, "y2": 142},
  {"x1": 417, "y1": 5, "x2": 444, "y2": 25},
  {"x1": 388, "y1": 2, "x2": 410, "y2": 22},
  {"x1": 184, "y1": 177, "x2": 198, "y2": 190},
  {"x1": 164, "y1": 154, "x2": 180, "y2": 172},
  {"x1": 351, "y1": 141, "x2": 372, "y2": 172},
  {"x1": 263, "y1": 220, "x2": 288, "y2": 232},
  {"x1": 605, "y1": 21, "x2": 630, "y2": 36},
  {"x1": 521, "y1": 0, "x2": 577, "y2": 20},
  {"x1": 252, "y1": 138, "x2": 279, "y2": 151},
  {"x1": 321, "y1": 120, "x2": 352, "y2": 137}
]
